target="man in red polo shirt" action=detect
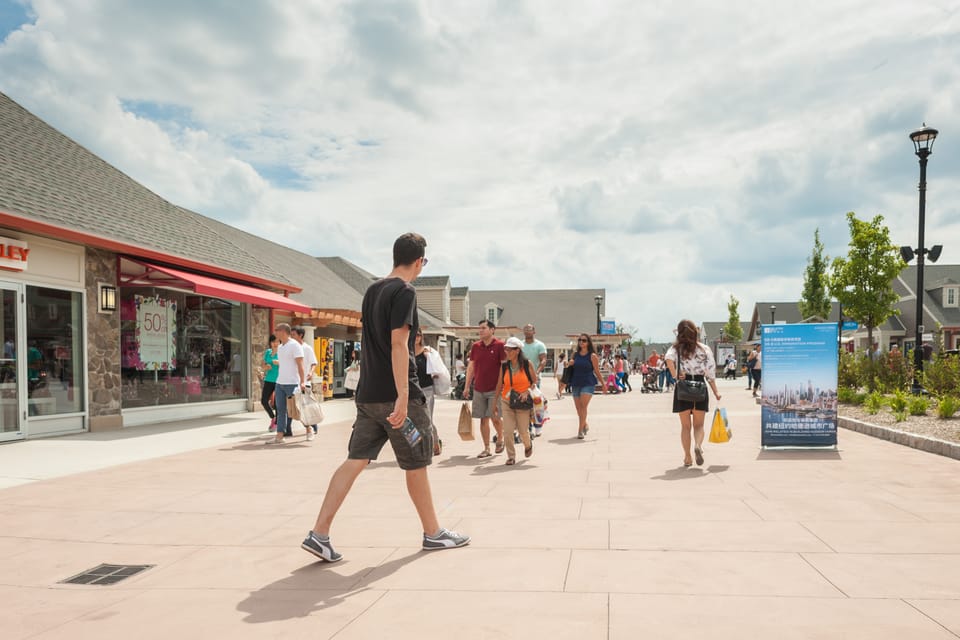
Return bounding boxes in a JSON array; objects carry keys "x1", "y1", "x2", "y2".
[{"x1": 463, "y1": 319, "x2": 506, "y2": 458}]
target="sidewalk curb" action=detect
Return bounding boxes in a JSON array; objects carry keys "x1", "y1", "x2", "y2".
[{"x1": 838, "y1": 416, "x2": 960, "y2": 462}]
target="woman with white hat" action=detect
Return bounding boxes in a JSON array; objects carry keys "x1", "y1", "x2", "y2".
[{"x1": 493, "y1": 336, "x2": 537, "y2": 465}]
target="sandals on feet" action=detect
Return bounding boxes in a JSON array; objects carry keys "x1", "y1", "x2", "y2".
[
  {"x1": 477, "y1": 450, "x2": 492, "y2": 459},
  {"x1": 694, "y1": 447, "x2": 704, "y2": 466},
  {"x1": 524, "y1": 443, "x2": 533, "y2": 458},
  {"x1": 577, "y1": 430, "x2": 585, "y2": 440},
  {"x1": 494, "y1": 443, "x2": 505, "y2": 454},
  {"x1": 505, "y1": 458, "x2": 515, "y2": 465}
]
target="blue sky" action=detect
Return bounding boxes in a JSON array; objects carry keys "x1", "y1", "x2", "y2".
[
  {"x1": 0, "y1": 1, "x2": 29, "y2": 40},
  {"x1": 1, "y1": 1, "x2": 958, "y2": 341}
]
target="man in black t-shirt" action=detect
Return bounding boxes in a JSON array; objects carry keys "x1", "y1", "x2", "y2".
[{"x1": 302, "y1": 233, "x2": 470, "y2": 562}]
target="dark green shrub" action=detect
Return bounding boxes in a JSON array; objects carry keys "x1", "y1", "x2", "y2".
[
  {"x1": 837, "y1": 387, "x2": 860, "y2": 404},
  {"x1": 867, "y1": 351, "x2": 912, "y2": 394},
  {"x1": 924, "y1": 355, "x2": 960, "y2": 399},
  {"x1": 838, "y1": 351, "x2": 861, "y2": 389}
]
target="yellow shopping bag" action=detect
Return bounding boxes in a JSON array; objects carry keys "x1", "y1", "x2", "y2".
[{"x1": 709, "y1": 408, "x2": 731, "y2": 443}]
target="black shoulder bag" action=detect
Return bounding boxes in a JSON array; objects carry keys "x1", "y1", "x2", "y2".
[
  {"x1": 504, "y1": 362, "x2": 534, "y2": 410},
  {"x1": 675, "y1": 348, "x2": 708, "y2": 404}
]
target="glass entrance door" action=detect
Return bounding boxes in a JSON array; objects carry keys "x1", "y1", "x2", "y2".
[{"x1": 0, "y1": 285, "x2": 22, "y2": 441}]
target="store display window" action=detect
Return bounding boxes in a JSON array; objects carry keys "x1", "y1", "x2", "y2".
[
  {"x1": 120, "y1": 287, "x2": 246, "y2": 407},
  {"x1": 25, "y1": 286, "x2": 85, "y2": 416}
]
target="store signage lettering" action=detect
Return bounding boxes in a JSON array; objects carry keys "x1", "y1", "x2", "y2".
[
  {"x1": 135, "y1": 294, "x2": 177, "y2": 370},
  {"x1": 0, "y1": 237, "x2": 28, "y2": 271}
]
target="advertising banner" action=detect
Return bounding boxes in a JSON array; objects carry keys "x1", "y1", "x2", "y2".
[
  {"x1": 136, "y1": 294, "x2": 177, "y2": 370},
  {"x1": 760, "y1": 323, "x2": 838, "y2": 447},
  {"x1": 599, "y1": 319, "x2": 616, "y2": 335}
]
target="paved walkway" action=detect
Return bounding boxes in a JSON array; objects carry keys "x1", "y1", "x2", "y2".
[{"x1": 2, "y1": 377, "x2": 960, "y2": 639}]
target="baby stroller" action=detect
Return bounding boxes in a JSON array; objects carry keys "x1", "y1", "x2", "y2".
[
  {"x1": 640, "y1": 365, "x2": 661, "y2": 393},
  {"x1": 451, "y1": 373, "x2": 466, "y2": 399}
]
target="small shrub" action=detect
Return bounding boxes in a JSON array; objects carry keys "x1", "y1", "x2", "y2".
[
  {"x1": 936, "y1": 396, "x2": 960, "y2": 419},
  {"x1": 863, "y1": 391, "x2": 885, "y2": 414},
  {"x1": 889, "y1": 390, "x2": 908, "y2": 413},
  {"x1": 838, "y1": 387, "x2": 859, "y2": 404},
  {"x1": 924, "y1": 355, "x2": 960, "y2": 398},
  {"x1": 893, "y1": 409, "x2": 907, "y2": 422},
  {"x1": 838, "y1": 351, "x2": 861, "y2": 389},
  {"x1": 908, "y1": 396, "x2": 929, "y2": 416}
]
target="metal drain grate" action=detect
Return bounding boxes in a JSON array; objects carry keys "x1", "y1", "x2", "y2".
[{"x1": 60, "y1": 564, "x2": 154, "y2": 586}]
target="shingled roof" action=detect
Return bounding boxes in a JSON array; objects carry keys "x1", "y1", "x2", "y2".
[{"x1": 0, "y1": 91, "x2": 291, "y2": 288}]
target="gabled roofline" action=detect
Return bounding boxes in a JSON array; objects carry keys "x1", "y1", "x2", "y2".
[{"x1": 0, "y1": 209, "x2": 301, "y2": 294}]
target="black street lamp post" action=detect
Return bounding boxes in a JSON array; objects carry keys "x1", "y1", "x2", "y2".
[
  {"x1": 770, "y1": 305, "x2": 776, "y2": 324},
  {"x1": 904, "y1": 124, "x2": 941, "y2": 394},
  {"x1": 594, "y1": 295, "x2": 603, "y2": 335}
]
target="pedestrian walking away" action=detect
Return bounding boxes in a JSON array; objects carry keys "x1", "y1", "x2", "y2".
[
  {"x1": 260, "y1": 334, "x2": 279, "y2": 431},
  {"x1": 414, "y1": 329, "x2": 443, "y2": 456},
  {"x1": 302, "y1": 233, "x2": 469, "y2": 563},
  {"x1": 746, "y1": 345, "x2": 758, "y2": 390},
  {"x1": 293, "y1": 327, "x2": 319, "y2": 441},
  {"x1": 751, "y1": 344, "x2": 763, "y2": 397},
  {"x1": 463, "y1": 319, "x2": 506, "y2": 458},
  {"x1": 568, "y1": 333, "x2": 607, "y2": 439},
  {"x1": 493, "y1": 336, "x2": 536, "y2": 465},
  {"x1": 521, "y1": 323, "x2": 547, "y2": 437},
  {"x1": 267, "y1": 323, "x2": 306, "y2": 444},
  {"x1": 665, "y1": 319, "x2": 722, "y2": 468},
  {"x1": 555, "y1": 352, "x2": 567, "y2": 399}
]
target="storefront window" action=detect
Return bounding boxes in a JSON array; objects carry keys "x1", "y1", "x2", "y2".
[
  {"x1": 120, "y1": 287, "x2": 247, "y2": 408},
  {"x1": 25, "y1": 286, "x2": 85, "y2": 415}
]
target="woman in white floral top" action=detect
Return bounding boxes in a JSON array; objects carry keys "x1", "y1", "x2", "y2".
[{"x1": 665, "y1": 319, "x2": 722, "y2": 468}]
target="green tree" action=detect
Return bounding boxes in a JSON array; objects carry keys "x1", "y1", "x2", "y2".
[
  {"x1": 829, "y1": 212, "x2": 905, "y2": 349},
  {"x1": 723, "y1": 295, "x2": 743, "y2": 343},
  {"x1": 798, "y1": 228, "x2": 831, "y2": 321}
]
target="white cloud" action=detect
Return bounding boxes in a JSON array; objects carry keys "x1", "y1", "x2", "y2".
[{"x1": 1, "y1": 0, "x2": 959, "y2": 340}]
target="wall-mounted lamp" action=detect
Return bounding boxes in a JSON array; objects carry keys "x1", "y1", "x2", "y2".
[{"x1": 99, "y1": 283, "x2": 117, "y2": 313}]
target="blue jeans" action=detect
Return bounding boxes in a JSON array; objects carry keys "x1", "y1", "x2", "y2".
[{"x1": 275, "y1": 383, "x2": 297, "y2": 436}]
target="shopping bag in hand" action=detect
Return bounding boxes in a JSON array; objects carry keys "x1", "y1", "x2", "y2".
[
  {"x1": 286, "y1": 394, "x2": 301, "y2": 422},
  {"x1": 297, "y1": 391, "x2": 324, "y2": 426},
  {"x1": 708, "y1": 408, "x2": 731, "y2": 443},
  {"x1": 457, "y1": 402, "x2": 475, "y2": 441}
]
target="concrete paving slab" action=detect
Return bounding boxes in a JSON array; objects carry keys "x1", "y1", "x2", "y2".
[
  {"x1": 30, "y1": 587, "x2": 388, "y2": 640},
  {"x1": 803, "y1": 553, "x2": 960, "y2": 599},
  {"x1": 1, "y1": 378, "x2": 959, "y2": 636},
  {"x1": 907, "y1": 599, "x2": 960, "y2": 636},
  {"x1": 565, "y1": 549, "x2": 844, "y2": 597},
  {"x1": 802, "y1": 521, "x2": 960, "y2": 554},
  {"x1": 610, "y1": 594, "x2": 958, "y2": 639},
  {"x1": 609, "y1": 520, "x2": 833, "y2": 552},
  {"x1": 335, "y1": 590, "x2": 608, "y2": 640}
]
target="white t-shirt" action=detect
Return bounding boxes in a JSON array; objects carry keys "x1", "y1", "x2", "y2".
[
  {"x1": 277, "y1": 339, "x2": 304, "y2": 385},
  {"x1": 300, "y1": 340, "x2": 318, "y2": 379}
]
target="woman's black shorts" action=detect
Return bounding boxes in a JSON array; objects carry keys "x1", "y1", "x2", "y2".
[{"x1": 672, "y1": 374, "x2": 710, "y2": 413}]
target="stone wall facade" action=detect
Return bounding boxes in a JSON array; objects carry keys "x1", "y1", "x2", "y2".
[
  {"x1": 85, "y1": 248, "x2": 122, "y2": 429},
  {"x1": 250, "y1": 308, "x2": 270, "y2": 413}
]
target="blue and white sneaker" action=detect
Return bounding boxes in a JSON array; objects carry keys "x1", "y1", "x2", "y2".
[
  {"x1": 422, "y1": 528, "x2": 471, "y2": 551},
  {"x1": 301, "y1": 531, "x2": 342, "y2": 562}
]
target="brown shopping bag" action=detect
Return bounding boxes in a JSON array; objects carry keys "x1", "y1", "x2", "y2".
[
  {"x1": 286, "y1": 395, "x2": 302, "y2": 422},
  {"x1": 457, "y1": 402, "x2": 475, "y2": 441}
]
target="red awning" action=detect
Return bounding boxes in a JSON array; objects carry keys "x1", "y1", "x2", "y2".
[{"x1": 120, "y1": 260, "x2": 312, "y2": 314}]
